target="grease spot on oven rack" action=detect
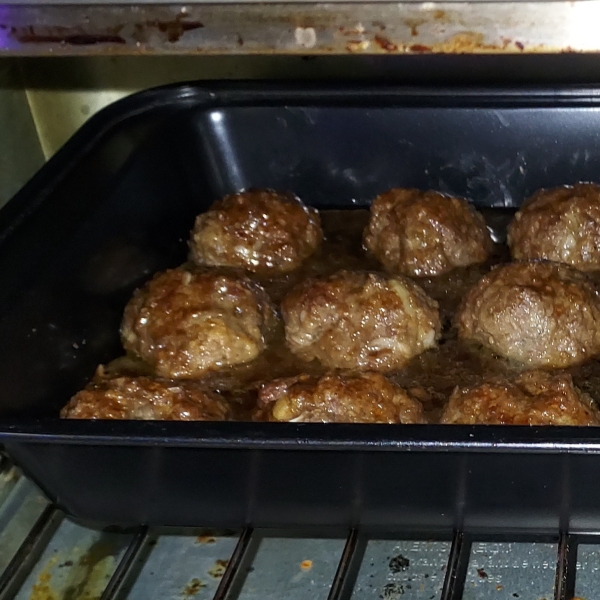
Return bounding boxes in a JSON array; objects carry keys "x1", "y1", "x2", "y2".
[{"x1": 13, "y1": 519, "x2": 131, "y2": 600}]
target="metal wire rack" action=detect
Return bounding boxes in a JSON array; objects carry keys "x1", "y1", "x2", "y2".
[{"x1": 0, "y1": 452, "x2": 596, "y2": 600}]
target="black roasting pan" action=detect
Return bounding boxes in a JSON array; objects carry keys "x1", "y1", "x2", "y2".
[{"x1": 2, "y1": 83, "x2": 600, "y2": 533}]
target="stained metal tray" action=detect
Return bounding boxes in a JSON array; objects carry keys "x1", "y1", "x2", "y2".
[
  {"x1": 1, "y1": 2, "x2": 600, "y2": 56},
  {"x1": 2, "y1": 83, "x2": 600, "y2": 532}
]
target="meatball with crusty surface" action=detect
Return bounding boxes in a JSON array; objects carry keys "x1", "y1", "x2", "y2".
[
  {"x1": 364, "y1": 188, "x2": 493, "y2": 277},
  {"x1": 61, "y1": 370, "x2": 231, "y2": 420},
  {"x1": 190, "y1": 189, "x2": 323, "y2": 274},
  {"x1": 508, "y1": 183, "x2": 600, "y2": 271},
  {"x1": 441, "y1": 370, "x2": 600, "y2": 426},
  {"x1": 456, "y1": 261, "x2": 600, "y2": 368},
  {"x1": 282, "y1": 270, "x2": 441, "y2": 370},
  {"x1": 257, "y1": 371, "x2": 426, "y2": 423},
  {"x1": 121, "y1": 268, "x2": 276, "y2": 379}
]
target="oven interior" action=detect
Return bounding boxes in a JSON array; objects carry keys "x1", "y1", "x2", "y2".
[{"x1": 4, "y1": 3, "x2": 600, "y2": 594}]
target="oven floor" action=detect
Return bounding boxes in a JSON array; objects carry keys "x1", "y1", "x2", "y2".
[{"x1": 0, "y1": 454, "x2": 593, "y2": 600}]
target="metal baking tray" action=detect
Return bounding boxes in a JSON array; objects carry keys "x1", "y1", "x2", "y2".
[{"x1": 2, "y1": 83, "x2": 600, "y2": 533}]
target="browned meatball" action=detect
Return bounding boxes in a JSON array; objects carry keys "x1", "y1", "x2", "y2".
[
  {"x1": 364, "y1": 188, "x2": 493, "y2": 277},
  {"x1": 61, "y1": 370, "x2": 230, "y2": 420},
  {"x1": 282, "y1": 270, "x2": 441, "y2": 370},
  {"x1": 456, "y1": 261, "x2": 600, "y2": 368},
  {"x1": 257, "y1": 371, "x2": 426, "y2": 423},
  {"x1": 441, "y1": 370, "x2": 600, "y2": 425},
  {"x1": 121, "y1": 268, "x2": 276, "y2": 379},
  {"x1": 508, "y1": 183, "x2": 600, "y2": 271},
  {"x1": 190, "y1": 189, "x2": 323, "y2": 274}
]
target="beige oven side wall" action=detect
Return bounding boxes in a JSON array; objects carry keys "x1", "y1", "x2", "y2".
[
  {"x1": 0, "y1": 60, "x2": 45, "y2": 207},
  {"x1": 1, "y1": 54, "x2": 379, "y2": 207}
]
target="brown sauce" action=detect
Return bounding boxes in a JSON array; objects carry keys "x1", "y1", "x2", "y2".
[{"x1": 105, "y1": 208, "x2": 600, "y2": 422}]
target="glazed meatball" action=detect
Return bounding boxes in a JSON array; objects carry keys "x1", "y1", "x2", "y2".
[
  {"x1": 364, "y1": 188, "x2": 493, "y2": 277},
  {"x1": 508, "y1": 183, "x2": 600, "y2": 271},
  {"x1": 121, "y1": 268, "x2": 276, "y2": 379},
  {"x1": 282, "y1": 270, "x2": 441, "y2": 370},
  {"x1": 441, "y1": 370, "x2": 600, "y2": 426},
  {"x1": 190, "y1": 189, "x2": 323, "y2": 274},
  {"x1": 61, "y1": 371, "x2": 230, "y2": 420},
  {"x1": 257, "y1": 371, "x2": 426, "y2": 423},
  {"x1": 456, "y1": 261, "x2": 600, "y2": 368}
]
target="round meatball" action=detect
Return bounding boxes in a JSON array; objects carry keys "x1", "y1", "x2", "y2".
[
  {"x1": 257, "y1": 371, "x2": 426, "y2": 423},
  {"x1": 456, "y1": 261, "x2": 600, "y2": 368},
  {"x1": 282, "y1": 270, "x2": 441, "y2": 370},
  {"x1": 508, "y1": 183, "x2": 600, "y2": 271},
  {"x1": 190, "y1": 189, "x2": 323, "y2": 274},
  {"x1": 61, "y1": 371, "x2": 230, "y2": 420},
  {"x1": 121, "y1": 268, "x2": 276, "y2": 379},
  {"x1": 364, "y1": 188, "x2": 493, "y2": 277},
  {"x1": 441, "y1": 370, "x2": 600, "y2": 426}
]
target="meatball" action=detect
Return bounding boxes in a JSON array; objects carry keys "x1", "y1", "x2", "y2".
[
  {"x1": 282, "y1": 270, "x2": 441, "y2": 370},
  {"x1": 508, "y1": 183, "x2": 600, "y2": 271},
  {"x1": 456, "y1": 261, "x2": 600, "y2": 368},
  {"x1": 257, "y1": 371, "x2": 426, "y2": 423},
  {"x1": 364, "y1": 188, "x2": 493, "y2": 277},
  {"x1": 61, "y1": 370, "x2": 230, "y2": 420},
  {"x1": 441, "y1": 370, "x2": 600, "y2": 426},
  {"x1": 121, "y1": 268, "x2": 276, "y2": 379},
  {"x1": 190, "y1": 189, "x2": 323, "y2": 274}
]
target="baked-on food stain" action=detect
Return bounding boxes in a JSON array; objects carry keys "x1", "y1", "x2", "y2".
[
  {"x1": 456, "y1": 260, "x2": 600, "y2": 369},
  {"x1": 441, "y1": 370, "x2": 600, "y2": 425},
  {"x1": 256, "y1": 371, "x2": 426, "y2": 423},
  {"x1": 121, "y1": 268, "x2": 277, "y2": 379},
  {"x1": 389, "y1": 554, "x2": 410, "y2": 573},
  {"x1": 508, "y1": 183, "x2": 600, "y2": 272},
  {"x1": 282, "y1": 269, "x2": 441, "y2": 371},
  {"x1": 364, "y1": 188, "x2": 492, "y2": 277},
  {"x1": 190, "y1": 189, "x2": 323, "y2": 275}
]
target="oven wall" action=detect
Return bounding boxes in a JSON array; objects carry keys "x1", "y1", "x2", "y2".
[{"x1": 0, "y1": 60, "x2": 45, "y2": 208}]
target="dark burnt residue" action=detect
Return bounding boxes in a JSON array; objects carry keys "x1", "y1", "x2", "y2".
[
  {"x1": 183, "y1": 578, "x2": 206, "y2": 597},
  {"x1": 57, "y1": 35, "x2": 126, "y2": 46},
  {"x1": 375, "y1": 35, "x2": 398, "y2": 52},
  {"x1": 59, "y1": 560, "x2": 74, "y2": 568},
  {"x1": 405, "y1": 18, "x2": 426, "y2": 37},
  {"x1": 515, "y1": 41, "x2": 524, "y2": 50},
  {"x1": 132, "y1": 15, "x2": 204, "y2": 44},
  {"x1": 208, "y1": 558, "x2": 230, "y2": 579},
  {"x1": 11, "y1": 13, "x2": 204, "y2": 47},
  {"x1": 389, "y1": 554, "x2": 410, "y2": 573},
  {"x1": 381, "y1": 582, "x2": 405, "y2": 598},
  {"x1": 477, "y1": 568, "x2": 488, "y2": 579},
  {"x1": 145, "y1": 16, "x2": 204, "y2": 43},
  {"x1": 409, "y1": 44, "x2": 432, "y2": 52},
  {"x1": 10, "y1": 25, "x2": 126, "y2": 45}
]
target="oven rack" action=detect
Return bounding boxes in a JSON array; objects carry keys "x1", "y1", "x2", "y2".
[{"x1": 0, "y1": 453, "x2": 596, "y2": 600}]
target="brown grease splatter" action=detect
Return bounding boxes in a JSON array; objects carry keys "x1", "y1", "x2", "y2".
[
  {"x1": 182, "y1": 578, "x2": 207, "y2": 597},
  {"x1": 374, "y1": 35, "x2": 398, "y2": 51}
]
